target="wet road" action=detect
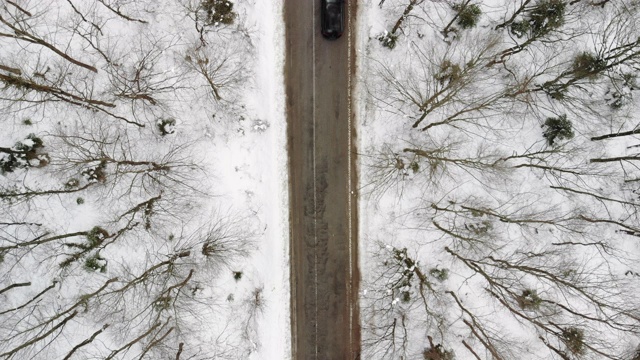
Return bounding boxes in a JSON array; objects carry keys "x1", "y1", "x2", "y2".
[{"x1": 285, "y1": 0, "x2": 360, "y2": 359}]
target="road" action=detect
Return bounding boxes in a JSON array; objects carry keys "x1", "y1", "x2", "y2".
[{"x1": 285, "y1": 0, "x2": 360, "y2": 359}]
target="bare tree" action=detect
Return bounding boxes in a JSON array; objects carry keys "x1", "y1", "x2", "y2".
[
  {"x1": 362, "y1": 0, "x2": 640, "y2": 358},
  {"x1": 0, "y1": 0, "x2": 258, "y2": 358}
]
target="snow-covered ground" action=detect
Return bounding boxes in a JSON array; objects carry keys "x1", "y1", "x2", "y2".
[
  {"x1": 356, "y1": 0, "x2": 640, "y2": 359},
  {"x1": 6, "y1": 0, "x2": 640, "y2": 359},
  {"x1": 0, "y1": 0, "x2": 289, "y2": 359},
  {"x1": 242, "y1": 1, "x2": 290, "y2": 358}
]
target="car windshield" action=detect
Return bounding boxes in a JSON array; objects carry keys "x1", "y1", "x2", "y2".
[{"x1": 326, "y1": 3, "x2": 341, "y2": 29}]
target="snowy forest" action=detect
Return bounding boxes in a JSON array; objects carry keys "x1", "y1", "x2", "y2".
[
  {"x1": 3, "y1": 0, "x2": 640, "y2": 359},
  {"x1": 359, "y1": 0, "x2": 640, "y2": 359},
  {"x1": 0, "y1": 0, "x2": 288, "y2": 359}
]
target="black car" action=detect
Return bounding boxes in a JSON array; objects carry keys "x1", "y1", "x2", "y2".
[{"x1": 321, "y1": 0, "x2": 344, "y2": 40}]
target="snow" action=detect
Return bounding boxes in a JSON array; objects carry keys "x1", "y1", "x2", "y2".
[
  {"x1": 356, "y1": 0, "x2": 640, "y2": 358},
  {"x1": 0, "y1": 0, "x2": 290, "y2": 358},
  {"x1": 243, "y1": 0, "x2": 291, "y2": 358},
  {"x1": 4, "y1": 0, "x2": 640, "y2": 358}
]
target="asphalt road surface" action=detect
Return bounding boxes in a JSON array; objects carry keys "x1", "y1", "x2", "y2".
[{"x1": 285, "y1": 0, "x2": 360, "y2": 359}]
